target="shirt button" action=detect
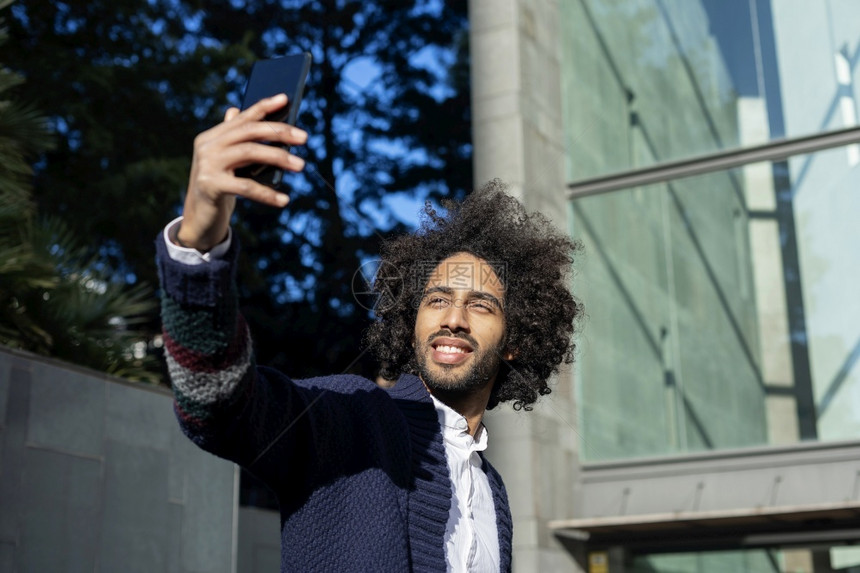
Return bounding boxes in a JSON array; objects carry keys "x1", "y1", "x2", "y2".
[{"x1": 457, "y1": 419, "x2": 468, "y2": 431}]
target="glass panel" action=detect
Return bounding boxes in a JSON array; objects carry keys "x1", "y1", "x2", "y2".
[
  {"x1": 560, "y1": 0, "x2": 860, "y2": 181},
  {"x1": 572, "y1": 145, "x2": 860, "y2": 461}
]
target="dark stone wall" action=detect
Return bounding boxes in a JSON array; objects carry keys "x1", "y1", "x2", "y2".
[{"x1": 0, "y1": 347, "x2": 237, "y2": 573}]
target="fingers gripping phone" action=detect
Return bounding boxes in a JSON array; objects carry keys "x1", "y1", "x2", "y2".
[{"x1": 235, "y1": 53, "x2": 312, "y2": 189}]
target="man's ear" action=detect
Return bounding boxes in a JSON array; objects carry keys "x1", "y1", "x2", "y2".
[{"x1": 502, "y1": 348, "x2": 517, "y2": 362}]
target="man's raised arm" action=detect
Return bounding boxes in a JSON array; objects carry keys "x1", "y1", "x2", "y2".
[{"x1": 156, "y1": 94, "x2": 309, "y2": 468}]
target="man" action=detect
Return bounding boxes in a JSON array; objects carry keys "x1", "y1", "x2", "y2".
[{"x1": 156, "y1": 94, "x2": 580, "y2": 572}]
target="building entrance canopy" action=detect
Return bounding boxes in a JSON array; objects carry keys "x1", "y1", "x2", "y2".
[{"x1": 550, "y1": 440, "x2": 860, "y2": 555}]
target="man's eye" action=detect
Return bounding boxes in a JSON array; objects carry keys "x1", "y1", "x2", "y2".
[
  {"x1": 470, "y1": 301, "x2": 493, "y2": 312},
  {"x1": 427, "y1": 297, "x2": 448, "y2": 308}
]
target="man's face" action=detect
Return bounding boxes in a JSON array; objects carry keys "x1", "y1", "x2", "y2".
[{"x1": 413, "y1": 252, "x2": 510, "y2": 393}]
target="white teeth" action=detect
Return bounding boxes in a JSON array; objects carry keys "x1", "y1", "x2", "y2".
[{"x1": 437, "y1": 345, "x2": 466, "y2": 354}]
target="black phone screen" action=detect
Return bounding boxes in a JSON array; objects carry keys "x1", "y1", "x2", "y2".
[{"x1": 236, "y1": 53, "x2": 312, "y2": 189}]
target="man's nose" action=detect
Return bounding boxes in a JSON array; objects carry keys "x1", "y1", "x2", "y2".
[{"x1": 441, "y1": 299, "x2": 470, "y2": 332}]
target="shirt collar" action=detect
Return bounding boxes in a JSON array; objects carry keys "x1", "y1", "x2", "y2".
[{"x1": 429, "y1": 394, "x2": 489, "y2": 450}]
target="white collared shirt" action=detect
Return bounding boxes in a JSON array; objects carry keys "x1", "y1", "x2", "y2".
[{"x1": 430, "y1": 395, "x2": 500, "y2": 573}]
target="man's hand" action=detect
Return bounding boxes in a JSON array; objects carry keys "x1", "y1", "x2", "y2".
[{"x1": 176, "y1": 94, "x2": 308, "y2": 252}]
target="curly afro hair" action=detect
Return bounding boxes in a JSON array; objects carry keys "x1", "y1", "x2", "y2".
[{"x1": 365, "y1": 179, "x2": 582, "y2": 410}]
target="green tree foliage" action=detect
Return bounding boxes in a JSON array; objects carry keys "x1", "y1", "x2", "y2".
[
  {"x1": 204, "y1": 1, "x2": 472, "y2": 378},
  {"x1": 0, "y1": 1, "x2": 159, "y2": 382},
  {"x1": 2, "y1": 0, "x2": 252, "y2": 287},
  {"x1": 3, "y1": 0, "x2": 471, "y2": 380}
]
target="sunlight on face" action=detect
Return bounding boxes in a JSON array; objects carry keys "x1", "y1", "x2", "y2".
[{"x1": 413, "y1": 252, "x2": 509, "y2": 393}]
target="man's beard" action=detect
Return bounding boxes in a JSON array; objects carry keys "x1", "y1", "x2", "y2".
[{"x1": 415, "y1": 330, "x2": 504, "y2": 394}]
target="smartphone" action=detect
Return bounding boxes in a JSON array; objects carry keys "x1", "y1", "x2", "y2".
[{"x1": 235, "y1": 52, "x2": 312, "y2": 189}]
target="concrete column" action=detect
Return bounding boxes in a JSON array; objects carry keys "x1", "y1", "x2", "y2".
[
  {"x1": 470, "y1": 0, "x2": 568, "y2": 220},
  {"x1": 470, "y1": 1, "x2": 580, "y2": 571}
]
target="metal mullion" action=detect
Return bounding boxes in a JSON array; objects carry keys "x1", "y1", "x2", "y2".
[{"x1": 567, "y1": 126, "x2": 860, "y2": 199}]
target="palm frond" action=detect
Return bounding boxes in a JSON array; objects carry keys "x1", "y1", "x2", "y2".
[{"x1": 0, "y1": 0, "x2": 161, "y2": 384}]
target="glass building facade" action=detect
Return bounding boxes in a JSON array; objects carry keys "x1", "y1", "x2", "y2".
[
  {"x1": 556, "y1": 1, "x2": 860, "y2": 570},
  {"x1": 563, "y1": 0, "x2": 860, "y2": 459}
]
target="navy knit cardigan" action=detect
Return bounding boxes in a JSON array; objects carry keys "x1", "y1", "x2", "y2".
[{"x1": 156, "y1": 234, "x2": 513, "y2": 572}]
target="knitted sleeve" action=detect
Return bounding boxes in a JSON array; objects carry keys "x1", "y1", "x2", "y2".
[
  {"x1": 155, "y1": 233, "x2": 401, "y2": 492},
  {"x1": 155, "y1": 232, "x2": 257, "y2": 441}
]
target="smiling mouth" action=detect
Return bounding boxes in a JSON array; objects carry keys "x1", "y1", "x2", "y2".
[
  {"x1": 434, "y1": 344, "x2": 469, "y2": 354},
  {"x1": 430, "y1": 337, "x2": 474, "y2": 365}
]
